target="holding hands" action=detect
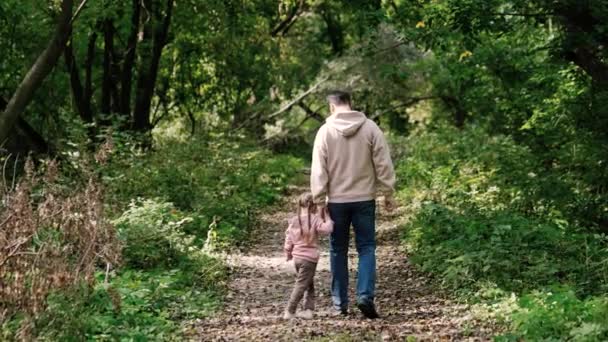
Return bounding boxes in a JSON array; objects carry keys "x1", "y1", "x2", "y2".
[
  {"x1": 319, "y1": 206, "x2": 330, "y2": 222},
  {"x1": 384, "y1": 195, "x2": 397, "y2": 213}
]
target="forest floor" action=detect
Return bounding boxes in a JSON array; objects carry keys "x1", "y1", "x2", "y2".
[{"x1": 189, "y1": 185, "x2": 497, "y2": 341}]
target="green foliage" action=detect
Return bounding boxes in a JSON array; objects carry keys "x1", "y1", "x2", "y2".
[
  {"x1": 113, "y1": 199, "x2": 199, "y2": 269},
  {"x1": 482, "y1": 288, "x2": 608, "y2": 342},
  {"x1": 396, "y1": 124, "x2": 603, "y2": 229},
  {"x1": 387, "y1": 0, "x2": 608, "y2": 224},
  {"x1": 56, "y1": 134, "x2": 302, "y2": 339},
  {"x1": 407, "y1": 205, "x2": 608, "y2": 294},
  {"x1": 504, "y1": 289, "x2": 608, "y2": 341},
  {"x1": 0, "y1": 157, "x2": 227, "y2": 341},
  {"x1": 30, "y1": 264, "x2": 223, "y2": 340},
  {"x1": 103, "y1": 134, "x2": 304, "y2": 246},
  {"x1": 396, "y1": 125, "x2": 608, "y2": 339},
  {"x1": 4, "y1": 0, "x2": 608, "y2": 339},
  {"x1": 1, "y1": 132, "x2": 302, "y2": 339},
  {"x1": 387, "y1": 2, "x2": 608, "y2": 338}
]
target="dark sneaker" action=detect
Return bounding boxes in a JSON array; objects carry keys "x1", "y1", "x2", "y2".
[{"x1": 357, "y1": 301, "x2": 379, "y2": 319}]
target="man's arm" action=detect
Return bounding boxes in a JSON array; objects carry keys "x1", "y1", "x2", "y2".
[
  {"x1": 372, "y1": 125, "x2": 396, "y2": 197},
  {"x1": 311, "y1": 126, "x2": 329, "y2": 206}
]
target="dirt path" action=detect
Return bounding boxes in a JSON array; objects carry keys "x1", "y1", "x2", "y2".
[{"x1": 190, "y1": 186, "x2": 494, "y2": 341}]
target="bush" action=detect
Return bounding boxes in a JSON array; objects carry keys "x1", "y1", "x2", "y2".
[
  {"x1": 395, "y1": 124, "x2": 608, "y2": 340},
  {"x1": 113, "y1": 199, "x2": 199, "y2": 269},
  {"x1": 0, "y1": 158, "x2": 120, "y2": 339},
  {"x1": 1, "y1": 133, "x2": 303, "y2": 339},
  {"x1": 406, "y1": 204, "x2": 608, "y2": 295},
  {"x1": 103, "y1": 134, "x2": 304, "y2": 246},
  {"x1": 24, "y1": 262, "x2": 224, "y2": 340},
  {"x1": 482, "y1": 287, "x2": 608, "y2": 341},
  {"x1": 22, "y1": 199, "x2": 227, "y2": 340}
]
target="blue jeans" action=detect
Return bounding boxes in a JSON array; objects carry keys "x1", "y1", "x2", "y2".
[{"x1": 328, "y1": 200, "x2": 376, "y2": 311}]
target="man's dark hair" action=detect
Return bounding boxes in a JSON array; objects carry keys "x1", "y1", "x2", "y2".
[{"x1": 326, "y1": 90, "x2": 351, "y2": 106}]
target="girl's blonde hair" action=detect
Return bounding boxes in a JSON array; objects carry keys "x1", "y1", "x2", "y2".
[{"x1": 297, "y1": 192, "x2": 317, "y2": 243}]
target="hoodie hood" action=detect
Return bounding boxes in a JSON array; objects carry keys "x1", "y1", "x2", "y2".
[{"x1": 326, "y1": 111, "x2": 367, "y2": 137}]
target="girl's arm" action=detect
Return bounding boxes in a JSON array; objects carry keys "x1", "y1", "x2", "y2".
[
  {"x1": 284, "y1": 225, "x2": 294, "y2": 260},
  {"x1": 315, "y1": 211, "x2": 334, "y2": 236}
]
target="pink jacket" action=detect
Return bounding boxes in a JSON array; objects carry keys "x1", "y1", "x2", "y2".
[{"x1": 284, "y1": 213, "x2": 334, "y2": 263}]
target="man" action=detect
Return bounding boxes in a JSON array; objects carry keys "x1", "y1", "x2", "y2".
[{"x1": 311, "y1": 90, "x2": 396, "y2": 319}]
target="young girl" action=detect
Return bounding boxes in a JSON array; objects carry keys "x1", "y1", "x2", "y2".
[{"x1": 283, "y1": 193, "x2": 333, "y2": 320}]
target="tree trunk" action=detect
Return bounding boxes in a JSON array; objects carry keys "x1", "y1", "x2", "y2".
[
  {"x1": 120, "y1": 0, "x2": 141, "y2": 116},
  {"x1": 556, "y1": 4, "x2": 608, "y2": 88},
  {"x1": 101, "y1": 19, "x2": 114, "y2": 117},
  {"x1": 321, "y1": 8, "x2": 344, "y2": 56},
  {"x1": 566, "y1": 46, "x2": 608, "y2": 88},
  {"x1": 0, "y1": 0, "x2": 73, "y2": 145},
  {"x1": 0, "y1": 98, "x2": 50, "y2": 154},
  {"x1": 441, "y1": 96, "x2": 467, "y2": 129},
  {"x1": 84, "y1": 31, "x2": 97, "y2": 116},
  {"x1": 64, "y1": 38, "x2": 94, "y2": 124},
  {"x1": 111, "y1": 56, "x2": 122, "y2": 114},
  {"x1": 133, "y1": 0, "x2": 174, "y2": 132},
  {"x1": 16, "y1": 117, "x2": 51, "y2": 153},
  {"x1": 132, "y1": 0, "x2": 154, "y2": 131}
]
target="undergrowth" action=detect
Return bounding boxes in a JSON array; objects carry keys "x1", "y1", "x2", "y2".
[
  {"x1": 1, "y1": 133, "x2": 303, "y2": 339},
  {"x1": 103, "y1": 132, "x2": 304, "y2": 247},
  {"x1": 395, "y1": 124, "x2": 608, "y2": 341}
]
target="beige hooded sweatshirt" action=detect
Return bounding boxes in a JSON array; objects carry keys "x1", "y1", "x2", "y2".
[{"x1": 311, "y1": 110, "x2": 396, "y2": 204}]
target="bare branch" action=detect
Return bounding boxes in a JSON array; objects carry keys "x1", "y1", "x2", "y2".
[
  {"x1": 488, "y1": 11, "x2": 554, "y2": 18},
  {"x1": 70, "y1": 0, "x2": 90, "y2": 24},
  {"x1": 271, "y1": 0, "x2": 305, "y2": 37},
  {"x1": 263, "y1": 101, "x2": 326, "y2": 143},
  {"x1": 297, "y1": 102, "x2": 325, "y2": 122},
  {"x1": 267, "y1": 76, "x2": 329, "y2": 120}
]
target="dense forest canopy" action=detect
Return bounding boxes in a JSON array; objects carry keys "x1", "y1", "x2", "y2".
[
  {"x1": 2, "y1": 1, "x2": 607, "y2": 139},
  {"x1": 1, "y1": 0, "x2": 608, "y2": 340},
  {"x1": 2, "y1": 0, "x2": 606, "y2": 227}
]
